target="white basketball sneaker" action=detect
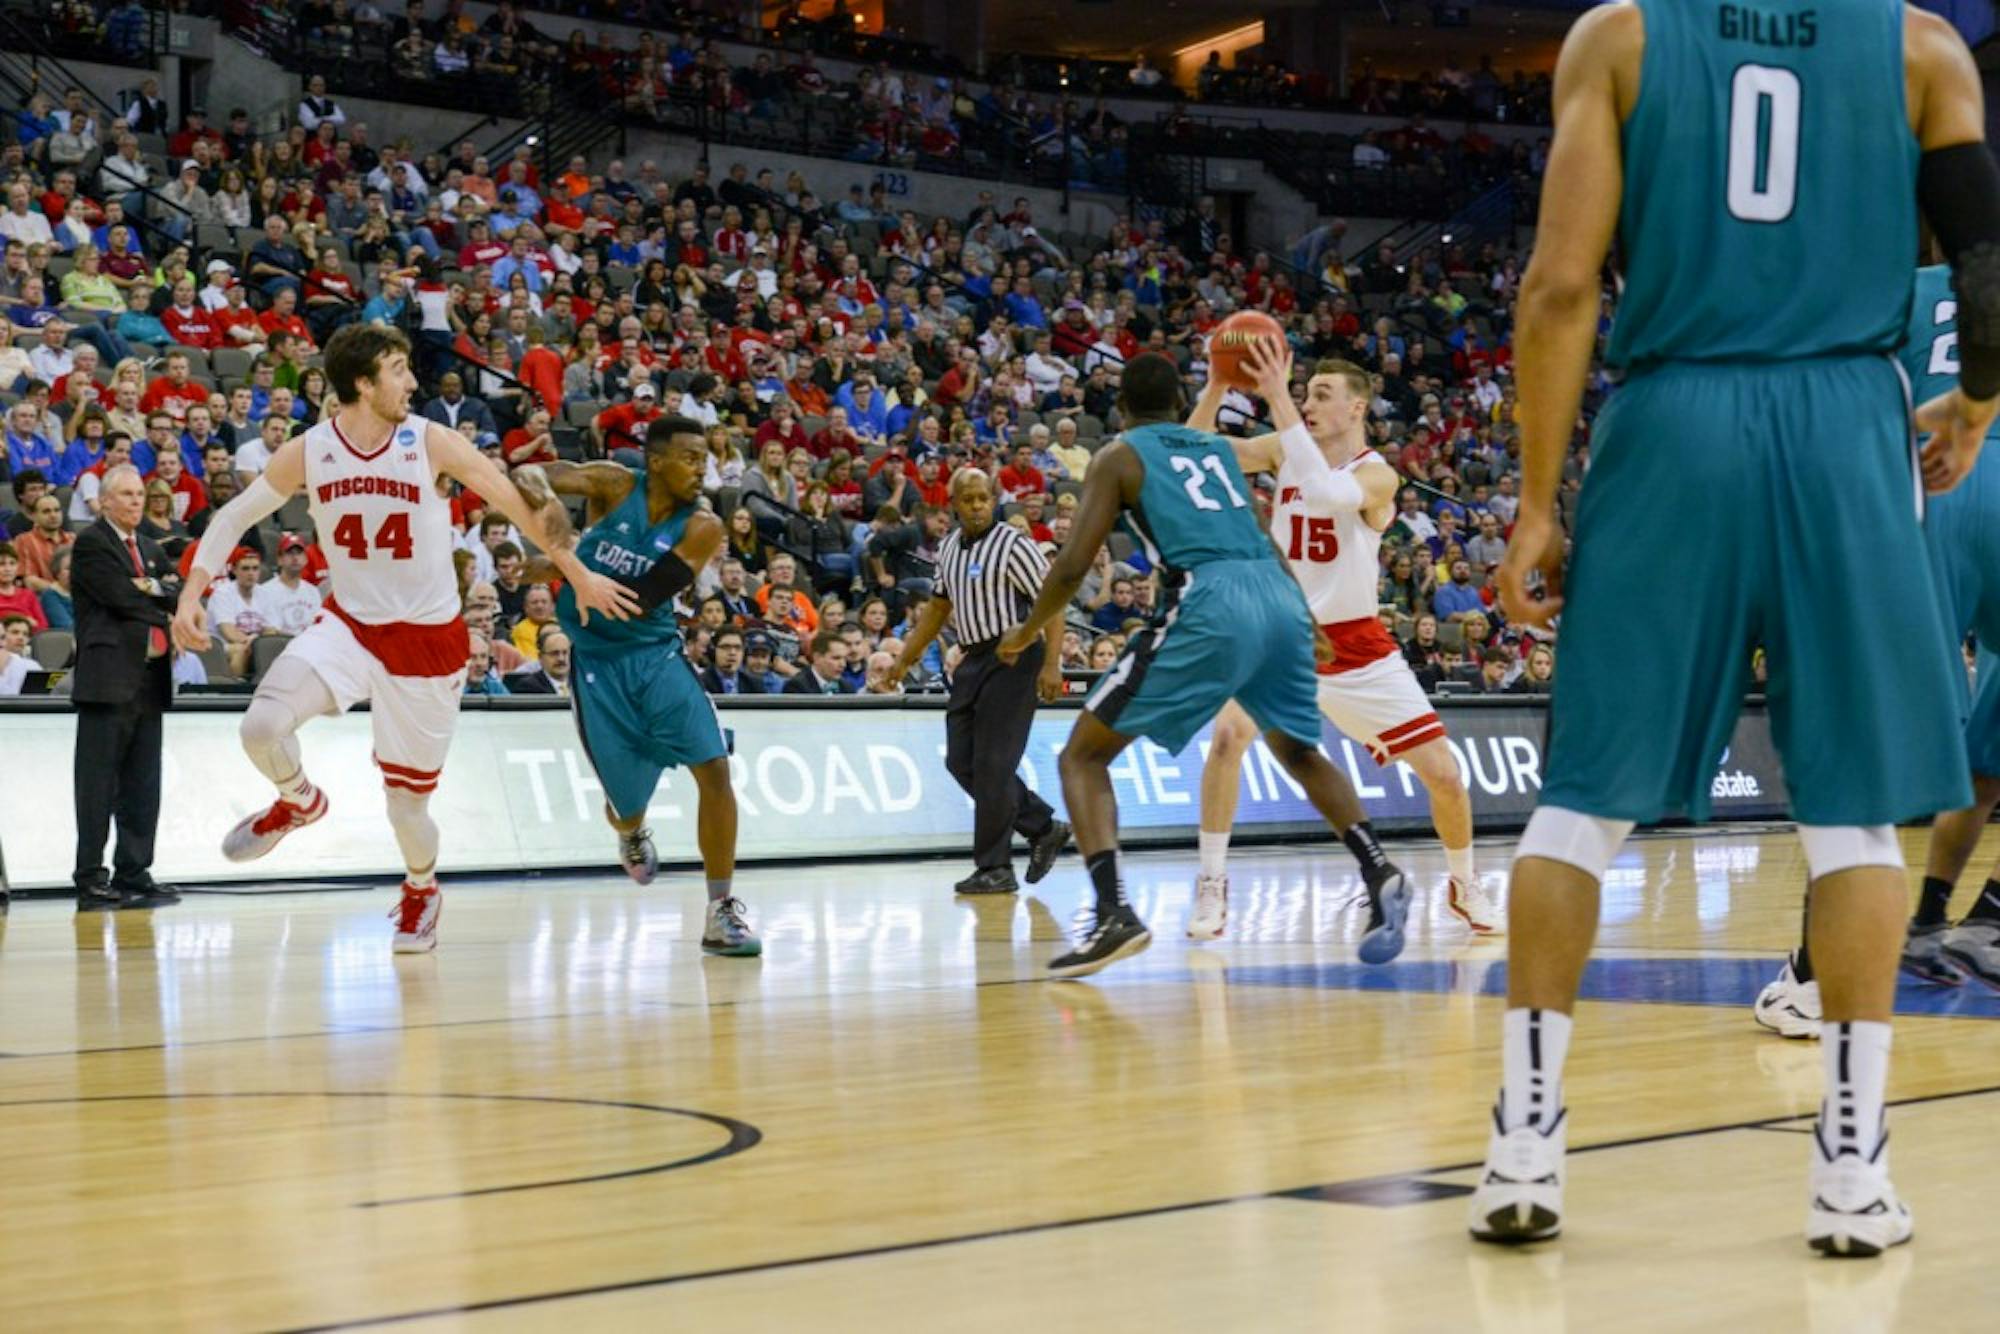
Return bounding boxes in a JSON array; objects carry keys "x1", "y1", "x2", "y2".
[
  {"x1": 1806, "y1": 1125, "x2": 1912, "y2": 1257},
  {"x1": 1753, "y1": 950, "x2": 1823, "y2": 1040},
  {"x1": 391, "y1": 882, "x2": 440, "y2": 954},
  {"x1": 1187, "y1": 872, "x2": 1228, "y2": 941},
  {"x1": 1469, "y1": 1104, "x2": 1567, "y2": 1245},
  {"x1": 1448, "y1": 875, "x2": 1503, "y2": 936},
  {"x1": 222, "y1": 786, "x2": 328, "y2": 862}
]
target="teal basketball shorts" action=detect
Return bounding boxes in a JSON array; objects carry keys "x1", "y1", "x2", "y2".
[
  {"x1": 570, "y1": 645, "x2": 730, "y2": 822},
  {"x1": 1085, "y1": 559, "x2": 1324, "y2": 755},
  {"x1": 1924, "y1": 444, "x2": 2000, "y2": 780},
  {"x1": 1542, "y1": 355, "x2": 1970, "y2": 825}
]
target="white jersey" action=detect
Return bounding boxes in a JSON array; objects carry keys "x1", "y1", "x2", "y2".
[
  {"x1": 1273, "y1": 445, "x2": 1387, "y2": 624},
  {"x1": 302, "y1": 412, "x2": 459, "y2": 626}
]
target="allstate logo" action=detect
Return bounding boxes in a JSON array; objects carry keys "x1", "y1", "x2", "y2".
[{"x1": 1710, "y1": 746, "x2": 1762, "y2": 799}]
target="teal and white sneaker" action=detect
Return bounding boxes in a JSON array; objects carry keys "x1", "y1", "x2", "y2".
[
  {"x1": 702, "y1": 896, "x2": 762, "y2": 957},
  {"x1": 1901, "y1": 921, "x2": 1966, "y2": 986},
  {"x1": 1938, "y1": 920, "x2": 2000, "y2": 991}
]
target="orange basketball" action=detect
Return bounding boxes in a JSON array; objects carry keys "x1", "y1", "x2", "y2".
[{"x1": 1206, "y1": 311, "x2": 1286, "y2": 392}]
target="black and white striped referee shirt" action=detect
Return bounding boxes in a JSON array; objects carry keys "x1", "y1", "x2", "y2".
[{"x1": 935, "y1": 521, "x2": 1050, "y2": 647}]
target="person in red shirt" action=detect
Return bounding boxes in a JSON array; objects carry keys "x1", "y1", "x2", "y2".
[
  {"x1": 302, "y1": 246, "x2": 359, "y2": 343},
  {"x1": 0, "y1": 544, "x2": 49, "y2": 631},
  {"x1": 257, "y1": 286, "x2": 315, "y2": 351},
  {"x1": 161, "y1": 277, "x2": 224, "y2": 350},
  {"x1": 910, "y1": 452, "x2": 950, "y2": 510},
  {"x1": 996, "y1": 443, "x2": 1047, "y2": 500},
  {"x1": 754, "y1": 398, "x2": 809, "y2": 455},
  {"x1": 516, "y1": 324, "x2": 564, "y2": 416},
  {"x1": 933, "y1": 348, "x2": 981, "y2": 409},
  {"x1": 809, "y1": 407, "x2": 861, "y2": 461},
  {"x1": 503, "y1": 406, "x2": 560, "y2": 468},
  {"x1": 166, "y1": 108, "x2": 224, "y2": 162},
  {"x1": 592, "y1": 382, "x2": 661, "y2": 459},
  {"x1": 51, "y1": 343, "x2": 107, "y2": 408},
  {"x1": 140, "y1": 350, "x2": 206, "y2": 423},
  {"x1": 457, "y1": 220, "x2": 509, "y2": 270},
  {"x1": 147, "y1": 442, "x2": 208, "y2": 522},
  {"x1": 212, "y1": 281, "x2": 263, "y2": 350}
]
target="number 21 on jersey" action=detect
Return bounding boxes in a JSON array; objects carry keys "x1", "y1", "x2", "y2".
[{"x1": 1169, "y1": 454, "x2": 1247, "y2": 511}]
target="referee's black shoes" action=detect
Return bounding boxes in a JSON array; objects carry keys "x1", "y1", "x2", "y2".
[
  {"x1": 1025, "y1": 820, "x2": 1072, "y2": 885},
  {"x1": 955, "y1": 866, "x2": 1019, "y2": 895}
]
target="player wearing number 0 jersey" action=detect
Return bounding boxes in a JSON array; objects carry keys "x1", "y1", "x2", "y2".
[
  {"x1": 172, "y1": 326, "x2": 637, "y2": 952},
  {"x1": 1185, "y1": 358, "x2": 1497, "y2": 943},
  {"x1": 1468, "y1": 0, "x2": 2000, "y2": 1259},
  {"x1": 994, "y1": 349, "x2": 1412, "y2": 979}
]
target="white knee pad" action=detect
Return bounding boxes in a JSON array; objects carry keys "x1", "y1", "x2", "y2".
[
  {"x1": 1515, "y1": 806, "x2": 1636, "y2": 881},
  {"x1": 1797, "y1": 825, "x2": 1902, "y2": 881}
]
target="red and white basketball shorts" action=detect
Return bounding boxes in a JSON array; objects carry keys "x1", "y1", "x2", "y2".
[
  {"x1": 1316, "y1": 653, "x2": 1446, "y2": 765},
  {"x1": 284, "y1": 606, "x2": 468, "y2": 790}
]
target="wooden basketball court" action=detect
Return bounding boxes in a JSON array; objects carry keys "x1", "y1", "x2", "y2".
[{"x1": 2, "y1": 825, "x2": 1997, "y2": 1330}]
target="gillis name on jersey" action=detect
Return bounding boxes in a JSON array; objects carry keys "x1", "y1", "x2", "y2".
[
  {"x1": 316, "y1": 475, "x2": 425, "y2": 505},
  {"x1": 1719, "y1": 5, "x2": 1815, "y2": 48}
]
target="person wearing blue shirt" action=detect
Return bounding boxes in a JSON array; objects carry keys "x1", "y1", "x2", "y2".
[
  {"x1": 5, "y1": 405, "x2": 60, "y2": 478},
  {"x1": 362, "y1": 283, "x2": 409, "y2": 326},
  {"x1": 1432, "y1": 558, "x2": 1486, "y2": 622},
  {"x1": 834, "y1": 376, "x2": 890, "y2": 440},
  {"x1": 56, "y1": 431, "x2": 110, "y2": 487},
  {"x1": 1002, "y1": 276, "x2": 1047, "y2": 329},
  {"x1": 490, "y1": 236, "x2": 545, "y2": 292},
  {"x1": 604, "y1": 228, "x2": 642, "y2": 271},
  {"x1": 116, "y1": 287, "x2": 170, "y2": 346}
]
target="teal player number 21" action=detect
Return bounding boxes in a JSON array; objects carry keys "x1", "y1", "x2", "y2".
[
  {"x1": 1727, "y1": 64, "x2": 1802, "y2": 222},
  {"x1": 1169, "y1": 454, "x2": 1247, "y2": 512}
]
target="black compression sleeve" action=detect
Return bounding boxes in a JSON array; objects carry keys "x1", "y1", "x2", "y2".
[
  {"x1": 1918, "y1": 142, "x2": 2000, "y2": 399},
  {"x1": 621, "y1": 549, "x2": 695, "y2": 614}
]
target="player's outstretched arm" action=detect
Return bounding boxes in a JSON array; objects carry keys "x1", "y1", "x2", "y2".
[
  {"x1": 428, "y1": 422, "x2": 642, "y2": 622},
  {"x1": 998, "y1": 441, "x2": 1140, "y2": 663},
  {"x1": 1499, "y1": 2, "x2": 1635, "y2": 626},
  {"x1": 1191, "y1": 372, "x2": 1283, "y2": 474},
  {"x1": 530, "y1": 460, "x2": 639, "y2": 528},
  {"x1": 174, "y1": 437, "x2": 306, "y2": 651},
  {"x1": 1909, "y1": 8, "x2": 2000, "y2": 491}
]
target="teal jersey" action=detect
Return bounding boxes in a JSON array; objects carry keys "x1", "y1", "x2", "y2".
[
  {"x1": 1119, "y1": 422, "x2": 1273, "y2": 575},
  {"x1": 1607, "y1": 0, "x2": 1917, "y2": 370},
  {"x1": 555, "y1": 470, "x2": 692, "y2": 656},
  {"x1": 1901, "y1": 265, "x2": 2000, "y2": 440}
]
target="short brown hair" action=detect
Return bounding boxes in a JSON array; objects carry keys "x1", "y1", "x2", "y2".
[
  {"x1": 1312, "y1": 358, "x2": 1371, "y2": 399},
  {"x1": 324, "y1": 324, "x2": 413, "y2": 405},
  {"x1": 0, "y1": 542, "x2": 16, "y2": 562}
]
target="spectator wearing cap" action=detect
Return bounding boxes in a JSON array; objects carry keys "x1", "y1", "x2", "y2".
[
  {"x1": 197, "y1": 258, "x2": 235, "y2": 312},
  {"x1": 739, "y1": 631, "x2": 786, "y2": 693},
  {"x1": 422, "y1": 371, "x2": 500, "y2": 446},
  {"x1": 262, "y1": 533, "x2": 323, "y2": 635},
  {"x1": 594, "y1": 380, "x2": 659, "y2": 463},
  {"x1": 157, "y1": 161, "x2": 215, "y2": 243}
]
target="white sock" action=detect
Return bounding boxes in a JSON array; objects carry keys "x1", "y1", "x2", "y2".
[
  {"x1": 1446, "y1": 843, "x2": 1475, "y2": 885},
  {"x1": 406, "y1": 870, "x2": 437, "y2": 891},
  {"x1": 279, "y1": 771, "x2": 317, "y2": 804},
  {"x1": 1500, "y1": 1008, "x2": 1572, "y2": 1131},
  {"x1": 1198, "y1": 830, "x2": 1231, "y2": 878},
  {"x1": 1822, "y1": 1021, "x2": 1891, "y2": 1153}
]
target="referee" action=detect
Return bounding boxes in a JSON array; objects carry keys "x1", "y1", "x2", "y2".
[{"x1": 892, "y1": 468, "x2": 1071, "y2": 894}]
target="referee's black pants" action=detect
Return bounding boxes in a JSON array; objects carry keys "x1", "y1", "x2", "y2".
[{"x1": 945, "y1": 642, "x2": 1057, "y2": 872}]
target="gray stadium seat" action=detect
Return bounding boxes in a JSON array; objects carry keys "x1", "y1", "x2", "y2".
[
  {"x1": 31, "y1": 629, "x2": 74, "y2": 670},
  {"x1": 212, "y1": 347, "x2": 255, "y2": 381},
  {"x1": 194, "y1": 641, "x2": 235, "y2": 683},
  {"x1": 249, "y1": 634, "x2": 293, "y2": 681}
]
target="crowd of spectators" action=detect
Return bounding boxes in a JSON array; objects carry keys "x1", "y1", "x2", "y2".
[{"x1": 0, "y1": 1, "x2": 1586, "y2": 703}]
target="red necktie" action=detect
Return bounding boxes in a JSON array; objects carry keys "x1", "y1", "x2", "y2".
[{"x1": 126, "y1": 536, "x2": 168, "y2": 657}]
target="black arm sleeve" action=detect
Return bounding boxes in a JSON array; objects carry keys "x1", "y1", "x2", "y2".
[
  {"x1": 1918, "y1": 142, "x2": 2000, "y2": 400},
  {"x1": 619, "y1": 549, "x2": 695, "y2": 614}
]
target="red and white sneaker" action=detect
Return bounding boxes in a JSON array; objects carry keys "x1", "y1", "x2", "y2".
[
  {"x1": 221, "y1": 787, "x2": 329, "y2": 863},
  {"x1": 391, "y1": 882, "x2": 440, "y2": 954},
  {"x1": 1448, "y1": 875, "x2": 1503, "y2": 936}
]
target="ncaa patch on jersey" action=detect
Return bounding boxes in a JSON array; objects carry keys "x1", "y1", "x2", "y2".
[{"x1": 397, "y1": 428, "x2": 416, "y2": 445}]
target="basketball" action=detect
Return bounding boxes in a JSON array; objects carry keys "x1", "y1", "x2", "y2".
[{"x1": 1206, "y1": 311, "x2": 1286, "y2": 391}]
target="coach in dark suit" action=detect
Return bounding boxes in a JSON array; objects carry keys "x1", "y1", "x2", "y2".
[{"x1": 70, "y1": 464, "x2": 181, "y2": 911}]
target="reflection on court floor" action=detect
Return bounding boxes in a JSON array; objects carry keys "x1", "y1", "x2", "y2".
[{"x1": 0, "y1": 825, "x2": 1995, "y2": 1330}]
